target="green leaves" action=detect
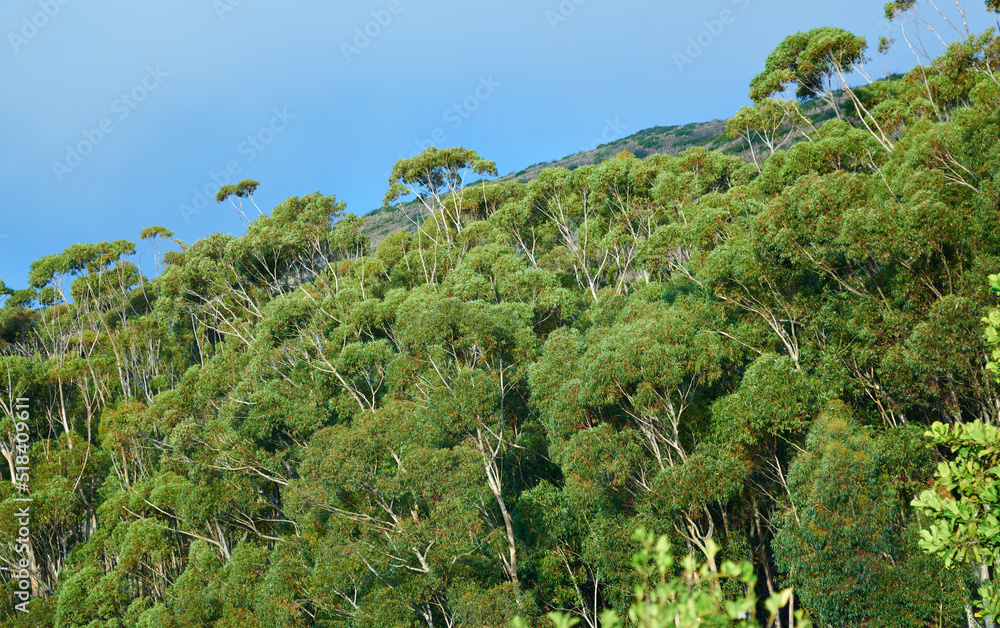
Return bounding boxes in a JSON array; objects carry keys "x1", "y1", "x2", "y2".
[
  {"x1": 776, "y1": 404, "x2": 970, "y2": 627},
  {"x1": 139, "y1": 225, "x2": 174, "y2": 241},
  {"x1": 7, "y1": 8, "x2": 1000, "y2": 625},
  {"x1": 912, "y1": 420, "x2": 1000, "y2": 561},
  {"x1": 383, "y1": 147, "x2": 498, "y2": 237},
  {"x1": 912, "y1": 418, "x2": 1000, "y2": 621},
  {"x1": 712, "y1": 354, "x2": 819, "y2": 447},
  {"x1": 986, "y1": 274, "x2": 1000, "y2": 376},
  {"x1": 216, "y1": 178, "x2": 260, "y2": 203},
  {"x1": 749, "y1": 28, "x2": 867, "y2": 104},
  {"x1": 526, "y1": 528, "x2": 805, "y2": 628}
]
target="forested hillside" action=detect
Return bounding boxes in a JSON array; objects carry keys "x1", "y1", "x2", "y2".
[
  {"x1": 361, "y1": 99, "x2": 841, "y2": 242},
  {"x1": 2, "y1": 2, "x2": 1000, "y2": 626}
]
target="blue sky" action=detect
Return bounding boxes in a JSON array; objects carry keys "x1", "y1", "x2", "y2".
[{"x1": 0, "y1": 0, "x2": 996, "y2": 286}]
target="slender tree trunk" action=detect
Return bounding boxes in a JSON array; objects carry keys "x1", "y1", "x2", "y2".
[{"x1": 478, "y1": 429, "x2": 518, "y2": 585}]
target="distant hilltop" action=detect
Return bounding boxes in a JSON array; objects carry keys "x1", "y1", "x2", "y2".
[{"x1": 360, "y1": 96, "x2": 840, "y2": 242}]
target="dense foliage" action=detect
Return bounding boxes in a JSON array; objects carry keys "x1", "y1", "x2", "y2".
[{"x1": 2, "y1": 2, "x2": 1000, "y2": 626}]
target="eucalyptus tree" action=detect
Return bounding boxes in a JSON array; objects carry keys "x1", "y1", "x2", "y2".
[
  {"x1": 749, "y1": 27, "x2": 901, "y2": 152},
  {"x1": 725, "y1": 99, "x2": 810, "y2": 172},
  {"x1": 384, "y1": 146, "x2": 498, "y2": 239},
  {"x1": 774, "y1": 402, "x2": 970, "y2": 627}
]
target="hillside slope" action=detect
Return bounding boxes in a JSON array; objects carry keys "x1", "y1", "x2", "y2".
[
  {"x1": 359, "y1": 118, "x2": 738, "y2": 242},
  {"x1": 359, "y1": 99, "x2": 838, "y2": 243}
]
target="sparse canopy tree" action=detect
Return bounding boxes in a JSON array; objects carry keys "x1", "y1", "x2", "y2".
[
  {"x1": 884, "y1": 0, "x2": 1000, "y2": 56},
  {"x1": 748, "y1": 28, "x2": 865, "y2": 112},
  {"x1": 749, "y1": 27, "x2": 899, "y2": 151},
  {"x1": 140, "y1": 226, "x2": 175, "y2": 277},
  {"x1": 217, "y1": 179, "x2": 263, "y2": 224},
  {"x1": 725, "y1": 99, "x2": 807, "y2": 172},
  {"x1": 383, "y1": 146, "x2": 498, "y2": 237}
]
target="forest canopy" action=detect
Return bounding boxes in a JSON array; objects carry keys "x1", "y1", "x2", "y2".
[{"x1": 2, "y1": 1, "x2": 1000, "y2": 626}]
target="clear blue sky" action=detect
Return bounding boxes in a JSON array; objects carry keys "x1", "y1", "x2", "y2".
[{"x1": 1, "y1": 0, "x2": 996, "y2": 286}]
